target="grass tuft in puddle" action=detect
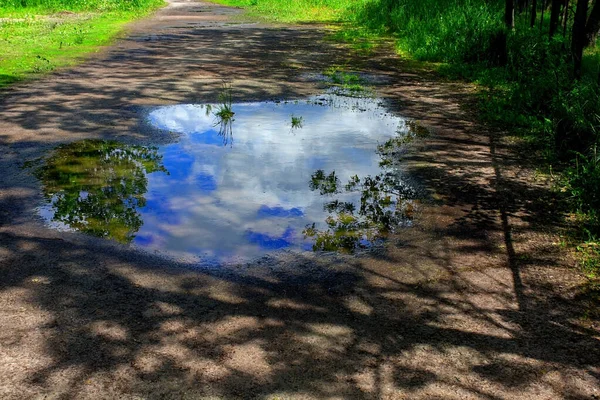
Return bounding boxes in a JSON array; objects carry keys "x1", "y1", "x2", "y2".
[
  {"x1": 214, "y1": 83, "x2": 235, "y2": 121},
  {"x1": 213, "y1": 83, "x2": 235, "y2": 145},
  {"x1": 290, "y1": 115, "x2": 303, "y2": 129}
]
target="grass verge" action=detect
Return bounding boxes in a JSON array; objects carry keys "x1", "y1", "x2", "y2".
[{"x1": 0, "y1": 1, "x2": 164, "y2": 88}]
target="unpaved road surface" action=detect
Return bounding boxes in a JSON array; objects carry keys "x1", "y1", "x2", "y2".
[{"x1": 0, "y1": 1, "x2": 599, "y2": 399}]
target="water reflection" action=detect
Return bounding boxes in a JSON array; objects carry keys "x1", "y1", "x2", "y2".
[
  {"x1": 303, "y1": 126, "x2": 422, "y2": 252},
  {"x1": 36, "y1": 140, "x2": 166, "y2": 243},
  {"x1": 214, "y1": 113, "x2": 234, "y2": 146},
  {"x1": 36, "y1": 95, "x2": 423, "y2": 261},
  {"x1": 213, "y1": 84, "x2": 235, "y2": 146}
]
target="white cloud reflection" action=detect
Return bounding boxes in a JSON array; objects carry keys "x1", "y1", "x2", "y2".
[{"x1": 138, "y1": 95, "x2": 407, "y2": 262}]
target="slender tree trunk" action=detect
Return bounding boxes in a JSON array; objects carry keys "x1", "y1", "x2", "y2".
[
  {"x1": 563, "y1": 0, "x2": 570, "y2": 37},
  {"x1": 585, "y1": 0, "x2": 600, "y2": 46},
  {"x1": 540, "y1": 0, "x2": 546, "y2": 31},
  {"x1": 531, "y1": 0, "x2": 538, "y2": 27},
  {"x1": 506, "y1": 0, "x2": 515, "y2": 28},
  {"x1": 572, "y1": 0, "x2": 589, "y2": 78},
  {"x1": 550, "y1": 0, "x2": 562, "y2": 36}
]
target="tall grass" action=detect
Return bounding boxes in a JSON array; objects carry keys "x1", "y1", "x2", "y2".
[{"x1": 352, "y1": 0, "x2": 504, "y2": 62}]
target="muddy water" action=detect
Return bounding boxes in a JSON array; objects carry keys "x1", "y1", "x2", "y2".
[{"x1": 36, "y1": 94, "x2": 421, "y2": 262}]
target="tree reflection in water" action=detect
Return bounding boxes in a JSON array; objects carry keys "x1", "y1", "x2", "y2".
[
  {"x1": 36, "y1": 140, "x2": 167, "y2": 243},
  {"x1": 304, "y1": 121, "x2": 428, "y2": 252}
]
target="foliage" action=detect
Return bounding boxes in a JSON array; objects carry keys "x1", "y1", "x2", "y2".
[
  {"x1": 564, "y1": 147, "x2": 600, "y2": 233},
  {"x1": 291, "y1": 115, "x2": 304, "y2": 129},
  {"x1": 323, "y1": 67, "x2": 367, "y2": 95},
  {"x1": 204, "y1": 0, "x2": 353, "y2": 23}
]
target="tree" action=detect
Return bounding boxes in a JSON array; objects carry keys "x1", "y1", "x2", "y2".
[
  {"x1": 563, "y1": 0, "x2": 570, "y2": 37},
  {"x1": 506, "y1": 0, "x2": 515, "y2": 28},
  {"x1": 531, "y1": 0, "x2": 538, "y2": 27},
  {"x1": 549, "y1": 0, "x2": 562, "y2": 37},
  {"x1": 572, "y1": 0, "x2": 589, "y2": 77},
  {"x1": 585, "y1": 0, "x2": 600, "y2": 46}
]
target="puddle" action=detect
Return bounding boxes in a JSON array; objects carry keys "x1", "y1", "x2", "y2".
[{"x1": 35, "y1": 94, "x2": 423, "y2": 263}]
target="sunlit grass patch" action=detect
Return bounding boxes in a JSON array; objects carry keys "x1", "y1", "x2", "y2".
[
  {"x1": 204, "y1": 0, "x2": 349, "y2": 23},
  {"x1": 0, "y1": 0, "x2": 164, "y2": 88}
]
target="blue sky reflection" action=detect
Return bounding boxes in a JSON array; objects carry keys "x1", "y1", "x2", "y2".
[{"x1": 132, "y1": 95, "x2": 407, "y2": 260}]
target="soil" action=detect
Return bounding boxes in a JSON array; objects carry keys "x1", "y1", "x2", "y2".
[{"x1": 0, "y1": 1, "x2": 599, "y2": 399}]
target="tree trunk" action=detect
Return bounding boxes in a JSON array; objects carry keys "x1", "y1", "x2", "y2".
[
  {"x1": 572, "y1": 0, "x2": 589, "y2": 78},
  {"x1": 563, "y1": 0, "x2": 570, "y2": 37},
  {"x1": 540, "y1": 0, "x2": 546, "y2": 31},
  {"x1": 531, "y1": 0, "x2": 538, "y2": 27},
  {"x1": 585, "y1": 0, "x2": 600, "y2": 46},
  {"x1": 506, "y1": 0, "x2": 515, "y2": 28},
  {"x1": 549, "y1": 0, "x2": 562, "y2": 36}
]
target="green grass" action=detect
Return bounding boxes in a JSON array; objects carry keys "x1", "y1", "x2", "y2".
[
  {"x1": 291, "y1": 115, "x2": 303, "y2": 129},
  {"x1": 0, "y1": 0, "x2": 164, "y2": 87},
  {"x1": 322, "y1": 66, "x2": 369, "y2": 95},
  {"x1": 0, "y1": 0, "x2": 162, "y2": 12},
  {"x1": 207, "y1": 0, "x2": 503, "y2": 62},
  {"x1": 205, "y1": 0, "x2": 352, "y2": 23}
]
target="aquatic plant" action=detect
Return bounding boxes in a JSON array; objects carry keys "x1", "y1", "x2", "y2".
[
  {"x1": 214, "y1": 84, "x2": 235, "y2": 121},
  {"x1": 291, "y1": 115, "x2": 304, "y2": 129},
  {"x1": 213, "y1": 83, "x2": 235, "y2": 146}
]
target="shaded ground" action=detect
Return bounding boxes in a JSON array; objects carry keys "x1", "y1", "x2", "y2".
[{"x1": 0, "y1": 0, "x2": 599, "y2": 398}]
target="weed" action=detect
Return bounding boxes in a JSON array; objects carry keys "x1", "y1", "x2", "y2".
[
  {"x1": 214, "y1": 83, "x2": 235, "y2": 121},
  {"x1": 72, "y1": 26, "x2": 86, "y2": 44},
  {"x1": 291, "y1": 115, "x2": 303, "y2": 129},
  {"x1": 213, "y1": 83, "x2": 235, "y2": 146},
  {"x1": 323, "y1": 67, "x2": 369, "y2": 97},
  {"x1": 32, "y1": 55, "x2": 52, "y2": 72}
]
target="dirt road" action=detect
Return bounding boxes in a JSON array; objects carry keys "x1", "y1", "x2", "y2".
[{"x1": 0, "y1": 1, "x2": 598, "y2": 398}]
